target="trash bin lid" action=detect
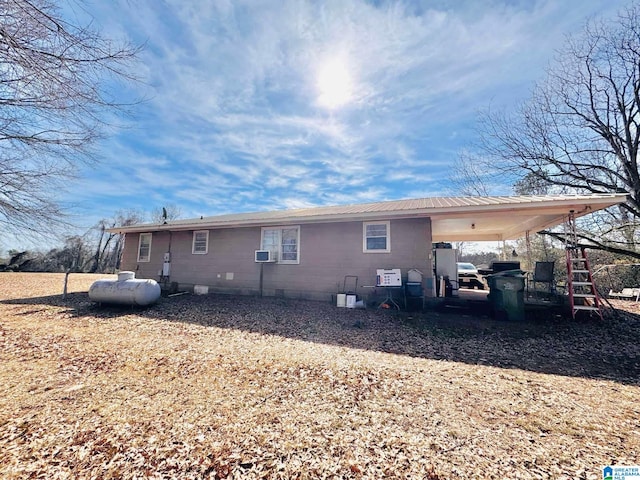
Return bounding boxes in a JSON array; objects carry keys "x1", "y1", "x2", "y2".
[{"x1": 488, "y1": 269, "x2": 525, "y2": 277}]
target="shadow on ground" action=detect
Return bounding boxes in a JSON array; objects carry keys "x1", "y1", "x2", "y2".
[{"x1": 3, "y1": 292, "x2": 639, "y2": 385}]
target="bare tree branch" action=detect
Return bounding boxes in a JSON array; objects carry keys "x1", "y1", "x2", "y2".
[
  {"x1": 0, "y1": 0, "x2": 140, "y2": 238},
  {"x1": 473, "y1": 3, "x2": 640, "y2": 256}
]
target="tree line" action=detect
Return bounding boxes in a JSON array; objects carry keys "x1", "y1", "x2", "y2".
[
  {"x1": 0, "y1": 211, "x2": 137, "y2": 273},
  {"x1": 0, "y1": 205, "x2": 180, "y2": 273}
]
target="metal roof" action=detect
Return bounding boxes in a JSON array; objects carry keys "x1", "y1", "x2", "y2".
[{"x1": 107, "y1": 193, "x2": 628, "y2": 242}]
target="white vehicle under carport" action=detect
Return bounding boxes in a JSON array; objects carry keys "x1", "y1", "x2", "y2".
[{"x1": 457, "y1": 262, "x2": 486, "y2": 290}]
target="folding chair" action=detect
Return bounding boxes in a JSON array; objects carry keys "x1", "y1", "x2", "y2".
[{"x1": 530, "y1": 261, "x2": 555, "y2": 299}]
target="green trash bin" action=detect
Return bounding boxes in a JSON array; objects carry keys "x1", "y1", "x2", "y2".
[{"x1": 487, "y1": 269, "x2": 526, "y2": 321}]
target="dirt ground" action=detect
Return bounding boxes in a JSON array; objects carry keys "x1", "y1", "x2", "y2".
[{"x1": 0, "y1": 273, "x2": 638, "y2": 479}]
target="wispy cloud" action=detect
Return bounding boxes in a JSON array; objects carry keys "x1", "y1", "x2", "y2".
[{"x1": 44, "y1": 0, "x2": 628, "y2": 241}]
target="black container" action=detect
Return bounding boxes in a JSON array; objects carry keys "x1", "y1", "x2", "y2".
[
  {"x1": 490, "y1": 260, "x2": 521, "y2": 273},
  {"x1": 405, "y1": 282, "x2": 423, "y2": 297}
]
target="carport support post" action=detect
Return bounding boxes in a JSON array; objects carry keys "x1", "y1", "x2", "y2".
[{"x1": 525, "y1": 230, "x2": 532, "y2": 272}]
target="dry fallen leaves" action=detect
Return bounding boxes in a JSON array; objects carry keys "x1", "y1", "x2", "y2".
[{"x1": 0, "y1": 273, "x2": 638, "y2": 479}]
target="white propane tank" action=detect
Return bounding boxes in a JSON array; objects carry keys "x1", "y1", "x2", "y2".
[{"x1": 89, "y1": 271, "x2": 161, "y2": 306}]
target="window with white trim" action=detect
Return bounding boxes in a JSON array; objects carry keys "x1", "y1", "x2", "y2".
[
  {"x1": 137, "y1": 233, "x2": 152, "y2": 262},
  {"x1": 192, "y1": 230, "x2": 209, "y2": 254},
  {"x1": 363, "y1": 221, "x2": 390, "y2": 253},
  {"x1": 261, "y1": 226, "x2": 300, "y2": 264}
]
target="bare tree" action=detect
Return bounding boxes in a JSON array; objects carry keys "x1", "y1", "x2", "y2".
[
  {"x1": 89, "y1": 209, "x2": 143, "y2": 272},
  {"x1": 448, "y1": 151, "x2": 492, "y2": 196},
  {"x1": 471, "y1": 3, "x2": 640, "y2": 258},
  {"x1": 0, "y1": 0, "x2": 140, "y2": 236}
]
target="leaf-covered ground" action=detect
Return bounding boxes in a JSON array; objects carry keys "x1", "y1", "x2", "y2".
[{"x1": 0, "y1": 273, "x2": 638, "y2": 479}]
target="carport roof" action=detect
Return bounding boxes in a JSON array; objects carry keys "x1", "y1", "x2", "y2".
[{"x1": 107, "y1": 193, "x2": 628, "y2": 242}]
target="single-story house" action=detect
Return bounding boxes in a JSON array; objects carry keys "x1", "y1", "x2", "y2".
[{"x1": 107, "y1": 194, "x2": 627, "y2": 301}]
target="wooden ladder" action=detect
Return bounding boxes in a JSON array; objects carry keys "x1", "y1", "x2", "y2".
[{"x1": 565, "y1": 211, "x2": 603, "y2": 320}]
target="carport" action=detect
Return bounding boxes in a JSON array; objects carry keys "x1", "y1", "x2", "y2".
[
  {"x1": 425, "y1": 193, "x2": 628, "y2": 319},
  {"x1": 427, "y1": 194, "x2": 626, "y2": 243}
]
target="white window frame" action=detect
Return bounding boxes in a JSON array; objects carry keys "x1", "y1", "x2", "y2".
[
  {"x1": 137, "y1": 233, "x2": 152, "y2": 262},
  {"x1": 192, "y1": 230, "x2": 209, "y2": 255},
  {"x1": 260, "y1": 226, "x2": 300, "y2": 264},
  {"x1": 363, "y1": 221, "x2": 390, "y2": 253}
]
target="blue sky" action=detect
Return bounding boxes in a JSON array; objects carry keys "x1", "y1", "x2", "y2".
[{"x1": 3, "y1": 0, "x2": 631, "y2": 251}]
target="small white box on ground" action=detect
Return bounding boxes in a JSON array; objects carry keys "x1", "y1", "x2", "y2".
[
  {"x1": 337, "y1": 293, "x2": 346, "y2": 307},
  {"x1": 346, "y1": 294, "x2": 357, "y2": 308},
  {"x1": 194, "y1": 285, "x2": 209, "y2": 295}
]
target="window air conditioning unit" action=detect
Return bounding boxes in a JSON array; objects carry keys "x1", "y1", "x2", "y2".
[{"x1": 255, "y1": 250, "x2": 275, "y2": 263}]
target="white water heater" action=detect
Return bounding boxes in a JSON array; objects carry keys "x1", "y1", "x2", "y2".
[
  {"x1": 162, "y1": 252, "x2": 171, "y2": 276},
  {"x1": 434, "y1": 247, "x2": 458, "y2": 297}
]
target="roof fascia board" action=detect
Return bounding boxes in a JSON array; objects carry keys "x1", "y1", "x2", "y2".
[
  {"x1": 106, "y1": 194, "x2": 628, "y2": 234},
  {"x1": 499, "y1": 204, "x2": 604, "y2": 240},
  {"x1": 106, "y1": 211, "x2": 433, "y2": 234}
]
